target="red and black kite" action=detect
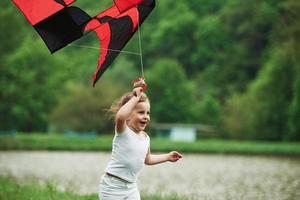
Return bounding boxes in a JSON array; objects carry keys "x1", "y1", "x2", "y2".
[{"x1": 11, "y1": 0, "x2": 155, "y2": 86}]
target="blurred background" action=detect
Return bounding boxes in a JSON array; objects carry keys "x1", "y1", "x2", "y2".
[
  {"x1": 1, "y1": 0, "x2": 300, "y2": 199},
  {"x1": 1, "y1": 0, "x2": 300, "y2": 141}
]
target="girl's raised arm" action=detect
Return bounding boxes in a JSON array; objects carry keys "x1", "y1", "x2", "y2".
[{"x1": 115, "y1": 87, "x2": 142, "y2": 133}]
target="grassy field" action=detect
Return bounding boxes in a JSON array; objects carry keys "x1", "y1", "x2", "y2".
[
  {"x1": 0, "y1": 133, "x2": 300, "y2": 155},
  {"x1": 0, "y1": 176, "x2": 188, "y2": 200}
]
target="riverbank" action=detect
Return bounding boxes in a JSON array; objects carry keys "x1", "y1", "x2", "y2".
[{"x1": 0, "y1": 133, "x2": 300, "y2": 155}]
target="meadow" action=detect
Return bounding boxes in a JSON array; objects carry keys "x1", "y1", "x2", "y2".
[
  {"x1": 1, "y1": 133, "x2": 300, "y2": 155},
  {"x1": 0, "y1": 176, "x2": 188, "y2": 200}
]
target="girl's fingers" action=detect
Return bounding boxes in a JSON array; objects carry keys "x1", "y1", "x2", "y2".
[{"x1": 170, "y1": 151, "x2": 182, "y2": 161}]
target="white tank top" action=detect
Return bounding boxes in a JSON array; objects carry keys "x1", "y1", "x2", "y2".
[{"x1": 105, "y1": 123, "x2": 150, "y2": 182}]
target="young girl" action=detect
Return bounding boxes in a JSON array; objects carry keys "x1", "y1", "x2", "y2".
[{"x1": 99, "y1": 81, "x2": 182, "y2": 200}]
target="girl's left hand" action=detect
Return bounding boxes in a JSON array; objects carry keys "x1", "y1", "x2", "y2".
[{"x1": 167, "y1": 151, "x2": 182, "y2": 162}]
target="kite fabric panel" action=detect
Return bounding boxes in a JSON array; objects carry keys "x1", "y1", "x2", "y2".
[
  {"x1": 34, "y1": 7, "x2": 91, "y2": 53},
  {"x1": 12, "y1": 0, "x2": 155, "y2": 86},
  {"x1": 85, "y1": 0, "x2": 155, "y2": 86},
  {"x1": 12, "y1": 0, "x2": 91, "y2": 53},
  {"x1": 113, "y1": 0, "x2": 144, "y2": 13},
  {"x1": 12, "y1": 0, "x2": 76, "y2": 25},
  {"x1": 11, "y1": 0, "x2": 148, "y2": 54}
]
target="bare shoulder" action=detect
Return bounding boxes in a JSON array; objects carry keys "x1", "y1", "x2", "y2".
[{"x1": 115, "y1": 118, "x2": 126, "y2": 134}]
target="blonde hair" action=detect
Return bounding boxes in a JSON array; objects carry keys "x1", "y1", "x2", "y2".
[{"x1": 108, "y1": 92, "x2": 149, "y2": 119}]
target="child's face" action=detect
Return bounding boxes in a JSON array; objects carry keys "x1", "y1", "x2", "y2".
[{"x1": 127, "y1": 100, "x2": 150, "y2": 133}]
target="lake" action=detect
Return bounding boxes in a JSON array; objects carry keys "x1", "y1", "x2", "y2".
[{"x1": 0, "y1": 151, "x2": 299, "y2": 199}]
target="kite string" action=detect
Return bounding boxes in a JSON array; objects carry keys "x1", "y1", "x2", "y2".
[
  {"x1": 68, "y1": 44, "x2": 141, "y2": 55},
  {"x1": 136, "y1": 8, "x2": 144, "y2": 78}
]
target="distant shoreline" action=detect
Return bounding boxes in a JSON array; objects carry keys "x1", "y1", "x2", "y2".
[{"x1": 1, "y1": 133, "x2": 300, "y2": 156}]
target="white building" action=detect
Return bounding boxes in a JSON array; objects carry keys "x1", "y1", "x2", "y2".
[{"x1": 151, "y1": 123, "x2": 214, "y2": 142}]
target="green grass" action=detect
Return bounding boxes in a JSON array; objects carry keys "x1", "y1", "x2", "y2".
[
  {"x1": 0, "y1": 133, "x2": 300, "y2": 155},
  {"x1": 0, "y1": 175, "x2": 188, "y2": 200},
  {"x1": 0, "y1": 133, "x2": 113, "y2": 151},
  {"x1": 0, "y1": 175, "x2": 96, "y2": 200}
]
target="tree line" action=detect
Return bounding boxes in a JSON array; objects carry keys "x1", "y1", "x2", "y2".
[{"x1": 1, "y1": 0, "x2": 299, "y2": 140}]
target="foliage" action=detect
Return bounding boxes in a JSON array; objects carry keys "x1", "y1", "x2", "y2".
[
  {"x1": 222, "y1": 0, "x2": 300, "y2": 140},
  {"x1": 283, "y1": 0, "x2": 300, "y2": 140},
  {"x1": 2, "y1": 0, "x2": 300, "y2": 140},
  {"x1": 223, "y1": 48, "x2": 295, "y2": 140},
  {"x1": 146, "y1": 59, "x2": 196, "y2": 123},
  {"x1": 194, "y1": 94, "x2": 221, "y2": 126},
  {"x1": 48, "y1": 55, "x2": 138, "y2": 134},
  {"x1": 288, "y1": 64, "x2": 300, "y2": 140},
  {"x1": 146, "y1": 1, "x2": 198, "y2": 73},
  {"x1": 0, "y1": 7, "x2": 26, "y2": 58},
  {"x1": 49, "y1": 80, "x2": 125, "y2": 134},
  {"x1": 1, "y1": 35, "x2": 68, "y2": 131}
]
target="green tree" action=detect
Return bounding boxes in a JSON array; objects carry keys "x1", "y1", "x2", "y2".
[
  {"x1": 1, "y1": 36, "x2": 69, "y2": 131},
  {"x1": 283, "y1": 0, "x2": 300, "y2": 139},
  {"x1": 146, "y1": 59, "x2": 196, "y2": 123},
  {"x1": 222, "y1": 93, "x2": 253, "y2": 139},
  {"x1": 187, "y1": 0, "x2": 226, "y2": 16},
  {"x1": 48, "y1": 53, "x2": 140, "y2": 134},
  {"x1": 0, "y1": 7, "x2": 28, "y2": 62},
  {"x1": 223, "y1": 47, "x2": 295, "y2": 140},
  {"x1": 288, "y1": 64, "x2": 300, "y2": 139},
  {"x1": 144, "y1": 1, "x2": 198, "y2": 73},
  {"x1": 194, "y1": 94, "x2": 221, "y2": 126},
  {"x1": 204, "y1": 0, "x2": 280, "y2": 94},
  {"x1": 50, "y1": 80, "x2": 125, "y2": 134}
]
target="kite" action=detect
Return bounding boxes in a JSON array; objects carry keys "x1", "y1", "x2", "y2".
[{"x1": 11, "y1": 0, "x2": 155, "y2": 86}]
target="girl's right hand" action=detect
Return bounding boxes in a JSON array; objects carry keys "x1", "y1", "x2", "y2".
[
  {"x1": 133, "y1": 77, "x2": 147, "y2": 92},
  {"x1": 133, "y1": 87, "x2": 143, "y2": 97}
]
